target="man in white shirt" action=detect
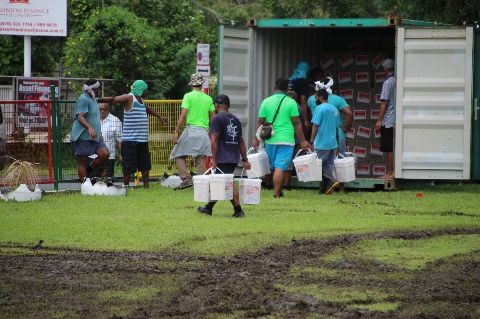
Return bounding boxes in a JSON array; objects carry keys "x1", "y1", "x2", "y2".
[{"x1": 91, "y1": 103, "x2": 122, "y2": 177}]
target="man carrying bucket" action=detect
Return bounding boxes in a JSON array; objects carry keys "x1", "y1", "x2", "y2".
[
  {"x1": 253, "y1": 77, "x2": 310, "y2": 198},
  {"x1": 197, "y1": 94, "x2": 251, "y2": 218},
  {"x1": 310, "y1": 88, "x2": 340, "y2": 195}
]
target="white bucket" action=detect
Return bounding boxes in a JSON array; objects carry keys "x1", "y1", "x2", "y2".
[
  {"x1": 293, "y1": 151, "x2": 322, "y2": 182},
  {"x1": 334, "y1": 153, "x2": 356, "y2": 182},
  {"x1": 238, "y1": 178, "x2": 262, "y2": 205},
  {"x1": 209, "y1": 173, "x2": 234, "y2": 200},
  {"x1": 246, "y1": 149, "x2": 270, "y2": 178},
  {"x1": 193, "y1": 175, "x2": 211, "y2": 202}
]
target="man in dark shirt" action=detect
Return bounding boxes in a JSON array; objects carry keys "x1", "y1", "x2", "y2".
[{"x1": 197, "y1": 94, "x2": 251, "y2": 218}]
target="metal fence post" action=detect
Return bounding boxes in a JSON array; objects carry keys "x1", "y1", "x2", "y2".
[{"x1": 50, "y1": 85, "x2": 59, "y2": 191}]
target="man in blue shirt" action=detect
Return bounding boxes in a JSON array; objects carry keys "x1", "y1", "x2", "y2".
[
  {"x1": 70, "y1": 79, "x2": 109, "y2": 182},
  {"x1": 310, "y1": 88, "x2": 340, "y2": 195}
]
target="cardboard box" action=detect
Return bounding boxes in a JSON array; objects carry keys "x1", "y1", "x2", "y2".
[
  {"x1": 372, "y1": 165, "x2": 387, "y2": 176},
  {"x1": 356, "y1": 163, "x2": 371, "y2": 176},
  {"x1": 345, "y1": 127, "x2": 355, "y2": 140},
  {"x1": 357, "y1": 126, "x2": 371, "y2": 139},
  {"x1": 356, "y1": 90, "x2": 371, "y2": 105},
  {"x1": 353, "y1": 109, "x2": 367, "y2": 121},
  {"x1": 373, "y1": 128, "x2": 381, "y2": 139},
  {"x1": 370, "y1": 108, "x2": 380, "y2": 120},
  {"x1": 370, "y1": 143, "x2": 383, "y2": 156},
  {"x1": 374, "y1": 71, "x2": 386, "y2": 84},
  {"x1": 374, "y1": 93, "x2": 382, "y2": 105},
  {"x1": 339, "y1": 88, "x2": 354, "y2": 102},
  {"x1": 355, "y1": 54, "x2": 369, "y2": 66},
  {"x1": 371, "y1": 54, "x2": 384, "y2": 69},
  {"x1": 320, "y1": 55, "x2": 336, "y2": 70},
  {"x1": 338, "y1": 53, "x2": 354, "y2": 69},
  {"x1": 355, "y1": 71, "x2": 370, "y2": 85},
  {"x1": 338, "y1": 71, "x2": 353, "y2": 85},
  {"x1": 353, "y1": 145, "x2": 367, "y2": 158}
]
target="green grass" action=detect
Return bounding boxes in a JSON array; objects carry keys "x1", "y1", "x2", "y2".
[
  {"x1": 0, "y1": 183, "x2": 479, "y2": 255},
  {"x1": 359, "y1": 234, "x2": 480, "y2": 269}
]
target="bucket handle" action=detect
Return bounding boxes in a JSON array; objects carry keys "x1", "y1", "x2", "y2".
[
  {"x1": 203, "y1": 167, "x2": 215, "y2": 175},
  {"x1": 336, "y1": 151, "x2": 356, "y2": 160},
  {"x1": 212, "y1": 167, "x2": 226, "y2": 175},
  {"x1": 240, "y1": 168, "x2": 261, "y2": 179},
  {"x1": 294, "y1": 148, "x2": 315, "y2": 159}
]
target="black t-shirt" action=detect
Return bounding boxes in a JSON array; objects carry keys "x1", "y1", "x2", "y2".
[
  {"x1": 210, "y1": 111, "x2": 243, "y2": 164},
  {"x1": 288, "y1": 78, "x2": 309, "y2": 104}
]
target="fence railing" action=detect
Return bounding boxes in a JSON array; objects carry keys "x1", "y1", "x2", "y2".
[{"x1": 0, "y1": 87, "x2": 190, "y2": 190}]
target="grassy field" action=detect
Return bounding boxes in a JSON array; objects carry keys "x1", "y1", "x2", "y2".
[
  {"x1": 1, "y1": 182, "x2": 480, "y2": 318},
  {"x1": 1, "y1": 183, "x2": 479, "y2": 255}
]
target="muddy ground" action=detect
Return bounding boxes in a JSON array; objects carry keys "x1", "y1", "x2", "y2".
[{"x1": 1, "y1": 228, "x2": 480, "y2": 319}]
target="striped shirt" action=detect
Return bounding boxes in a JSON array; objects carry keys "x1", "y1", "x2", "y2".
[
  {"x1": 380, "y1": 74, "x2": 396, "y2": 128},
  {"x1": 123, "y1": 93, "x2": 148, "y2": 142}
]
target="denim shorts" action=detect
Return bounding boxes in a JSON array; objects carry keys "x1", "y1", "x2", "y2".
[{"x1": 264, "y1": 144, "x2": 294, "y2": 172}]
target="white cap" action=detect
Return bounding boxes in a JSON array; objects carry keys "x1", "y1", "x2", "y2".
[{"x1": 382, "y1": 58, "x2": 394, "y2": 69}]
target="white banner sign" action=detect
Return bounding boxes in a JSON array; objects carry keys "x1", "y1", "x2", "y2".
[{"x1": 0, "y1": 0, "x2": 67, "y2": 36}]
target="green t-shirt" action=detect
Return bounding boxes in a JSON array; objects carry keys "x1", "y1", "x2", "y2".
[
  {"x1": 259, "y1": 93, "x2": 299, "y2": 145},
  {"x1": 181, "y1": 90, "x2": 214, "y2": 129}
]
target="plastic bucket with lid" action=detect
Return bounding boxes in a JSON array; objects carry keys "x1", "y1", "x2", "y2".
[
  {"x1": 238, "y1": 178, "x2": 262, "y2": 205},
  {"x1": 293, "y1": 150, "x2": 322, "y2": 182},
  {"x1": 209, "y1": 168, "x2": 234, "y2": 200},
  {"x1": 246, "y1": 148, "x2": 270, "y2": 178},
  {"x1": 334, "y1": 152, "x2": 356, "y2": 182},
  {"x1": 193, "y1": 175, "x2": 211, "y2": 202}
]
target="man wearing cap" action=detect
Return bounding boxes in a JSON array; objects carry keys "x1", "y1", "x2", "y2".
[
  {"x1": 170, "y1": 73, "x2": 215, "y2": 189},
  {"x1": 197, "y1": 94, "x2": 251, "y2": 218},
  {"x1": 253, "y1": 77, "x2": 310, "y2": 198},
  {"x1": 70, "y1": 79, "x2": 109, "y2": 181},
  {"x1": 98, "y1": 80, "x2": 167, "y2": 188},
  {"x1": 375, "y1": 58, "x2": 396, "y2": 179}
]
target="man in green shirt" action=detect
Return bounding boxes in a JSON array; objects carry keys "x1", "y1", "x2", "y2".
[
  {"x1": 170, "y1": 73, "x2": 215, "y2": 189},
  {"x1": 253, "y1": 77, "x2": 310, "y2": 198}
]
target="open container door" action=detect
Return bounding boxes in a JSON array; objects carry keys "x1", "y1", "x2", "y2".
[
  {"x1": 395, "y1": 27, "x2": 474, "y2": 179},
  {"x1": 217, "y1": 26, "x2": 253, "y2": 144}
]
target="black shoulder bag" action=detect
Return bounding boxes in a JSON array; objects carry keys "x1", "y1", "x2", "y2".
[{"x1": 260, "y1": 95, "x2": 287, "y2": 140}]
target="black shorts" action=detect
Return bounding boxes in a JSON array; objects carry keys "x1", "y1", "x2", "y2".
[
  {"x1": 380, "y1": 126, "x2": 394, "y2": 152},
  {"x1": 216, "y1": 163, "x2": 237, "y2": 174},
  {"x1": 121, "y1": 141, "x2": 151, "y2": 174}
]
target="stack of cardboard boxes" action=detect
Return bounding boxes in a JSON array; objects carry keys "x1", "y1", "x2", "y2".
[{"x1": 318, "y1": 52, "x2": 389, "y2": 178}]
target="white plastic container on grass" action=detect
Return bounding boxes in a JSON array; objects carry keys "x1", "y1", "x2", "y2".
[{"x1": 238, "y1": 178, "x2": 262, "y2": 205}]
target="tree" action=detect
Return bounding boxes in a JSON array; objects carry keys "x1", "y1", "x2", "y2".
[{"x1": 63, "y1": 6, "x2": 166, "y2": 96}]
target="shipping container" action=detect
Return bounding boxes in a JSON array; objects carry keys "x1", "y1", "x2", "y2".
[{"x1": 217, "y1": 18, "x2": 479, "y2": 184}]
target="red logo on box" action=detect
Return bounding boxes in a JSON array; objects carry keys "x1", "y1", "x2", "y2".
[
  {"x1": 373, "y1": 165, "x2": 387, "y2": 176},
  {"x1": 357, "y1": 91, "x2": 371, "y2": 104},
  {"x1": 357, "y1": 163, "x2": 370, "y2": 175},
  {"x1": 320, "y1": 55, "x2": 335, "y2": 69},
  {"x1": 338, "y1": 71, "x2": 352, "y2": 84},
  {"x1": 9, "y1": 0, "x2": 29, "y2": 3},
  {"x1": 375, "y1": 72, "x2": 386, "y2": 83},
  {"x1": 356, "y1": 55, "x2": 369, "y2": 66},
  {"x1": 356, "y1": 72, "x2": 369, "y2": 83},
  {"x1": 339, "y1": 54, "x2": 354, "y2": 68},
  {"x1": 354, "y1": 109, "x2": 367, "y2": 120},
  {"x1": 340, "y1": 88, "x2": 353, "y2": 100},
  {"x1": 357, "y1": 126, "x2": 371, "y2": 139},
  {"x1": 374, "y1": 128, "x2": 381, "y2": 138},
  {"x1": 371, "y1": 109, "x2": 380, "y2": 120},
  {"x1": 375, "y1": 93, "x2": 382, "y2": 104},
  {"x1": 370, "y1": 143, "x2": 383, "y2": 156},
  {"x1": 353, "y1": 146, "x2": 367, "y2": 158},
  {"x1": 346, "y1": 128, "x2": 355, "y2": 139}
]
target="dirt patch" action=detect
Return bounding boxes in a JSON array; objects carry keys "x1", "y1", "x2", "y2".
[{"x1": 1, "y1": 228, "x2": 480, "y2": 318}]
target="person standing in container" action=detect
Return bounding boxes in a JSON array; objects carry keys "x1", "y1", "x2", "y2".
[
  {"x1": 253, "y1": 77, "x2": 310, "y2": 198},
  {"x1": 98, "y1": 80, "x2": 167, "y2": 188},
  {"x1": 375, "y1": 58, "x2": 396, "y2": 179},
  {"x1": 170, "y1": 73, "x2": 215, "y2": 189}
]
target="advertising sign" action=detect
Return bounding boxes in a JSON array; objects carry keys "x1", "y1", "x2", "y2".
[
  {"x1": 0, "y1": 0, "x2": 67, "y2": 36},
  {"x1": 196, "y1": 43, "x2": 210, "y2": 65},
  {"x1": 16, "y1": 78, "x2": 59, "y2": 129}
]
